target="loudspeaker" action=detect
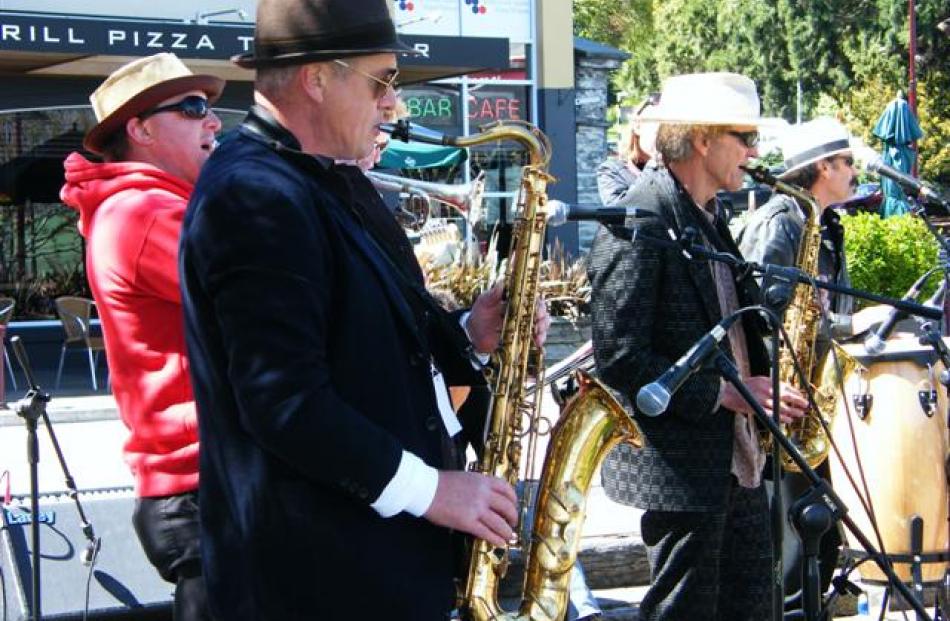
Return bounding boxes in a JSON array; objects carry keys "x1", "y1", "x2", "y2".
[{"x1": 1, "y1": 488, "x2": 172, "y2": 620}]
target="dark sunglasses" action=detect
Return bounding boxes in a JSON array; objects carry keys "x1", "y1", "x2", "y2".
[
  {"x1": 726, "y1": 130, "x2": 760, "y2": 148},
  {"x1": 140, "y1": 95, "x2": 210, "y2": 120}
]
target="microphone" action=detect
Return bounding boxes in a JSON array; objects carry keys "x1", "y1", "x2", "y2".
[
  {"x1": 865, "y1": 157, "x2": 945, "y2": 207},
  {"x1": 864, "y1": 269, "x2": 934, "y2": 354},
  {"x1": 546, "y1": 199, "x2": 645, "y2": 228},
  {"x1": 636, "y1": 313, "x2": 739, "y2": 417},
  {"x1": 80, "y1": 537, "x2": 100, "y2": 566}
]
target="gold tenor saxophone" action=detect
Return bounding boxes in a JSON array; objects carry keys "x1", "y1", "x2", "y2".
[
  {"x1": 384, "y1": 120, "x2": 641, "y2": 621},
  {"x1": 742, "y1": 165, "x2": 852, "y2": 471}
]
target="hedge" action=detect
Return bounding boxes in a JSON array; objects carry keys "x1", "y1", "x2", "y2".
[{"x1": 841, "y1": 212, "x2": 941, "y2": 308}]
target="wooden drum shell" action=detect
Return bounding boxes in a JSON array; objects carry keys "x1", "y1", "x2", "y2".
[{"x1": 828, "y1": 336, "x2": 949, "y2": 584}]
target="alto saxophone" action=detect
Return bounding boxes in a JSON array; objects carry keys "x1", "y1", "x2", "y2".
[
  {"x1": 742, "y1": 165, "x2": 852, "y2": 471},
  {"x1": 384, "y1": 120, "x2": 641, "y2": 621}
]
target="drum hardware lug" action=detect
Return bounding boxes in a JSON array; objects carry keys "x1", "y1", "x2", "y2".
[
  {"x1": 919, "y1": 390, "x2": 937, "y2": 417},
  {"x1": 852, "y1": 394, "x2": 873, "y2": 420}
]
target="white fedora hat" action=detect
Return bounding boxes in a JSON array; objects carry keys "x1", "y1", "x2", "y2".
[
  {"x1": 777, "y1": 116, "x2": 853, "y2": 178},
  {"x1": 637, "y1": 72, "x2": 785, "y2": 127},
  {"x1": 85, "y1": 53, "x2": 224, "y2": 154}
]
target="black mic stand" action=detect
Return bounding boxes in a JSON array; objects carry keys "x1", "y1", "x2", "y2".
[
  {"x1": 9, "y1": 336, "x2": 100, "y2": 621},
  {"x1": 668, "y1": 237, "x2": 944, "y2": 323},
  {"x1": 713, "y1": 351, "x2": 935, "y2": 621}
]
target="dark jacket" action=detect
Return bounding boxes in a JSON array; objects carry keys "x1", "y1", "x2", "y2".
[
  {"x1": 596, "y1": 157, "x2": 643, "y2": 207},
  {"x1": 588, "y1": 167, "x2": 770, "y2": 512},
  {"x1": 735, "y1": 193, "x2": 853, "y2": 339},
  {"x1": 180, "y1": 107, "x2": 477, "y2": 620}
]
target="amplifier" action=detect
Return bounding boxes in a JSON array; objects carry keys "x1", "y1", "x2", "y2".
[{"x1": 0, "y1": 488, "x2": 173, "y2": 620}]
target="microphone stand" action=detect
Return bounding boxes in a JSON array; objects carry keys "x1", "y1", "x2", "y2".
[
  {"x1": 11, "y1": 337, "x2": 46, "y2": 621},
  {"x1": 9, "y1": 336, "x2": 100, "y2": 620},
  {"x1": 661, "y1": 236, "x2": 944, "y2": 323},
  {"x1": 633, "y1": 229, "x2": 944, "y2": 618},
  {"x1": 713, "y1": 351, "x2": 935, "y2": 621}
]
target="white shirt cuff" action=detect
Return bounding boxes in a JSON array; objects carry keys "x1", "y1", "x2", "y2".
[
  {"x1": 370, "y1": 450, "x2": 439, "y2": 518},
  {"x1": 460, "y1": 311, "x2": 491, "y2": 363}
]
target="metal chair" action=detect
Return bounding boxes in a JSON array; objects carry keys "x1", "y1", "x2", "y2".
[
  {"x1": 54, "y1": 296, "x2": 107, "y2": 391},
  {"x1": 0, "y1": 296, "x2": 16, "y2": 390}
]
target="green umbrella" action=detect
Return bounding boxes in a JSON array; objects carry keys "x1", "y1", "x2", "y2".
[
  {"x1": 378, "y1": 138, "x2": 466, "y2": 170},
  {"x1": 872, "y1": 95, "x2": 924, "y2": 217}
]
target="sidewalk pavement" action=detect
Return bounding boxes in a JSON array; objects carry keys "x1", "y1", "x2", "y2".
[
  {"x1": 1, "y1": 390, "x2": 939, "y2": 620},
  {"x1": 0, "y1": 389, "x2": 644, "y2": 536}
]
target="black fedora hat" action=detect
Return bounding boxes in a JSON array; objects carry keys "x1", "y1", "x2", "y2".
[{"x1": 232, "y1": 0, "x2": 420, "y2": 68}]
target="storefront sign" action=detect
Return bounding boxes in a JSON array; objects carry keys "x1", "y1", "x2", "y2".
[
  {"x1": 394, "y1": 0, "x2": 531, "y2": 43},
  {"x1": 468, "y1": 85, "x2": 527, "y2": 122},
  {"x1": 0, "y1": 11, "x2": 509, "y2": 68},
  {"x1": 468, "y1": 96, "x2": 521, "y2": 121}
]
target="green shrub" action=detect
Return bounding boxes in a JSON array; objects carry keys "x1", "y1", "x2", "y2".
[{"x1": 842, "y1": 213, "x2": 940, "y2": 308}]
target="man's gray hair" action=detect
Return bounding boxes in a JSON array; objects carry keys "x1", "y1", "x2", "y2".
[
  {"x1": 255, "y1": 64, "x2": 300, "y2": 102},
  {"x1": 255, "y1": 61, "x2": 349, "y2": 103},
  {"x1": 655, "y1": 124, "x2": 728, "y2": 163}
]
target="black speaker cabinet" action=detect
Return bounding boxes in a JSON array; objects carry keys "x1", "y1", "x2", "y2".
[{"x1": 1, "y1": 488, "x2": 173, "y2": 620}]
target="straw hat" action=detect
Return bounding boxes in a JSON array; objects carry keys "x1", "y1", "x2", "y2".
[
  {"x1": 637, "y1": 72, "x2": 784, "y2": 127},
  {"x1": 233, "y1": 0, "x2": 420, "y2": 68},
  {"x1": 85, "y1": 53, "x2": 224, "y2": 154},
  {"x1": 777, "y1": 116, "x2": 853, "y2": 178}
]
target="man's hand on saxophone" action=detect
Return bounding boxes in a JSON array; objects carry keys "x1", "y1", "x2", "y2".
[
  {"x1": 465, "y1": 281, "x2": 552, "y2": 353},
  {"x1": 720, "y1": 377, "x2": 809, "y2": 424},
  {"x1": 424, "y1": 471, "x2": 519, "y2": 547}
]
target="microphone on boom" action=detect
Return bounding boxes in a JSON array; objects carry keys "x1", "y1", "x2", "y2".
[
  {"x1": 636, "y1": 313, "x2": 740, "y2": 417},
  {"x1": 546, "y1": 199, "x2": 645, "y2": 228},
  {"x1": 865, "y1": 157, "x2": 945, "y2": 207}
]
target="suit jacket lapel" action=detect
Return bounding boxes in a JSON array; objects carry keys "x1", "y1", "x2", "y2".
[
  {"x1": 325, "y1": 201, "x2": 425, "y2": 350},
  {"x1": 664, "y1": 188, "x2": 723, "y2": 326}
]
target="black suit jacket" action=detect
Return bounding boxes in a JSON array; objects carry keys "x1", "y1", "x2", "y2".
[
  {"x1": 588, "y1": 167, "x2": 769, "y2": 512},
  {"x1": 180, "y1": 108, "x2": 478, "y2": 620}
]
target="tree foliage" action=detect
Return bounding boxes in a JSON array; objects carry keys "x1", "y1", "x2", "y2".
[
  {"x1": 842, "y1": 213, "x2": 940, "y2": 305},
  {"x1": 573, "y1": 0, "x2": 950, "y2": 183}
]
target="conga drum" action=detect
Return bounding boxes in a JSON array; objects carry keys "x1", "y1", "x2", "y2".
[{"x1": 827, "y1": 335, "x2": 950, "y2": 584}]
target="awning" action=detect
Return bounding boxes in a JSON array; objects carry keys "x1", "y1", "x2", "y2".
[
  {"x1": 379, "y1": 140, "x2": 466, "y2": 170},
  {"x1": 0, "y1": 11, "x2": 510, "y2": 85},
  {"x1": 0, "y1": 126, "x2": 86, "y2": 203}
]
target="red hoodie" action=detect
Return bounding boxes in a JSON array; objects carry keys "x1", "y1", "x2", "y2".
[{"x1": 61, "y1": 152, "x2": 198, "y2": 498}]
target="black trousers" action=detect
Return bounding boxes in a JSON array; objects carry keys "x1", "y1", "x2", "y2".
[
  {"x1": 133, "y1": 491, "x2": 212, "y2": 621},
  {"x1": 639, "y1": 480, "x2": 773, "y2": 621}
]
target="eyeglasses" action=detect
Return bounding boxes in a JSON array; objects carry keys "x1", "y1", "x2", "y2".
[
  {"x1": 726, "y1": 130, "x2": 760, "y2": 148},
  {"x1": 333, "y1": 59, "x2": 399, "y2": 99},
  {"x1": 140, "y1": 95, "x2": 210, "y2": 120}
]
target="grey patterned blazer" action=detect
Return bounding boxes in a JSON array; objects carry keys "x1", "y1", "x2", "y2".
[{"x1": 588, "y1": 167, "x2": 770, "y2": 512}]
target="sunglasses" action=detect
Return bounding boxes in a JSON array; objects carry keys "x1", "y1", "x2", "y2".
[
  {"x1": 140, "y1": 95, "x2": 210, "y2": 120},
  {"x1": 726, "y1": 130, "x2": 760, "y2": 148},
  {"x1": 333, "y1": 59, "x2": 399, "y2": 99}
]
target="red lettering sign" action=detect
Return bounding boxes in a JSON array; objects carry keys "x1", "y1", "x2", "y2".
[{"x1": 468, "y1": 96, "x2": 522, "y2": 121}]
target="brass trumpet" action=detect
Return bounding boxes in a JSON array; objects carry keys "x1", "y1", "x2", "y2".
[{"x1": 366, "y1": 170, "x2": 485, "y2": 233}]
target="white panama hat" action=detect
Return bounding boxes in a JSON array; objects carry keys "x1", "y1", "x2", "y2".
[
  {"x1": 637, "y1": 72, "x2": 785, "y2": 127},
  {"x1": 777, "y1": 116, "x2": 853, "y2": 178}
]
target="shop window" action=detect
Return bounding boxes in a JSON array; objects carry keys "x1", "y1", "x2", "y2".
[
  {"x1": 400, "y1": 85, "x2": 462, "y2": 133},
  {"x1": 0, "y1": 106, "x2": 245, "y2": 319}
]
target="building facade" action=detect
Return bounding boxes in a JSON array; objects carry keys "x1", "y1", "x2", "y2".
[{"x1": 0, "y1": 0, "x2": 586, "y2": 320}]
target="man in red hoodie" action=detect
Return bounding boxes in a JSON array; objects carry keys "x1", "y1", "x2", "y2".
[{"x1": 60, "y1": 52, "x2": 222, "y2": 621}]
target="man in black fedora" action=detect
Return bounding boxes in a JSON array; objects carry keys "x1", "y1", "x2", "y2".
[{"x1": 179, "y1": 1, "x2": 522, "y2": 619}]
